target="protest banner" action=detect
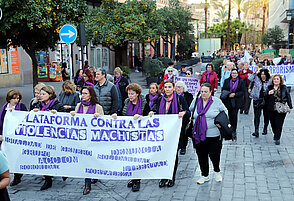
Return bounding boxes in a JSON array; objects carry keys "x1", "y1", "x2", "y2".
[
  {"x1": 249, "y1": 64, "x2": 294, "y2": 85},
  {"x1": 279, "y1": 49, "x2": 289, "y2": 56},
  {"x1": 2, "y1": 111, "x2": 182, "y2": 180},
  {"x1": 174, "y1": 76, "x2": 200, "y2": 97},
  {"x1": 258, "y1": 53, "x2": 274, "y2": 61}
]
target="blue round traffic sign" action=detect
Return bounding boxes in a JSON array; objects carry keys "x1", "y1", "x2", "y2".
[{"x1": 59, "y1": 24, "x2": 77, "y2": 43}]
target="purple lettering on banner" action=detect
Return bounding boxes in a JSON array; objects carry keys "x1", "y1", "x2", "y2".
[{"x1": 175, "y1": 76, "x2": 200, "y2": 97}]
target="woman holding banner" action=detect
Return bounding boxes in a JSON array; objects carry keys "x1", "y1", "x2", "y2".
[
  {"x1": 112, "y1": 83, "x2": 148, "y2": 192},
  {"x1": 70, "y1": 86, "x2": 103, "y2": 195},
  {"x1": 200, "y1": 63, "x2": 218, "y2": 95},
  {"x1": 149, "y1": 80, "x2": 189, "y2": 188},
  {"x1": 189, "y1": 83, "x2": 227, "y2": 184},
  {"x1": 32, "y1": 85, "x2": 64, "y2": 190},
  {"x1": 0, "y1": 151, "x2": 10, "y2": 201}
]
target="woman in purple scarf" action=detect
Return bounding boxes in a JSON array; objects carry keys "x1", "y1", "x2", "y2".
[
  {"x1": 144, "y1": 83, "x2": 161, "y2": 113},
  {"x1": 221, "y1": 69, "x2": 245, "y2": 140},
  {"x1": 112, "y1": 83, "x2": 147, "y2": 192},
  {"x1": 149, "y1": 80, "x2": 190, "y2": 188},
  {"x1": 189, "y1": 83, "x2": 227, "y2": 185},
  {"x1": 70, "y1": 86, "x2": 103, "y2": 195}
]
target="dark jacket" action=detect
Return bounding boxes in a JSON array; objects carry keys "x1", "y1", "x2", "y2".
[
  {"x1": 30, "y1": 98, "x2": 40, "y2": 111},
  {"x1": 266, "y1": 84, "x2": 293, "y2": 111},
  {"x1": 35, "y1": 100, "x2": 65, "y2": 112},
  {"x1": 183, "y1": 91, "x2": 194, "y2": 107},
  {"x1": 222, "y1": 77, "x2": 245, "y2": 109},
  {"x1": 144, "y1": 94, "x2": 162, "y2": 113},
  {"x1": 58, "y1": 92, "x2": 80, "y2": 112},
  {"x1": 114, "y1": 76, "x2": 129, "y2": 104}
]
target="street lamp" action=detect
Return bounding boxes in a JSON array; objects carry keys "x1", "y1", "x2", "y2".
[{"x1": 287, "y1": 10, "x2": 292, "y2": 49}]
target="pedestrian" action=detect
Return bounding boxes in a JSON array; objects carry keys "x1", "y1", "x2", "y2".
[
  {"x1": 189, "y1": 83, "x2": 227, "y2": 184},
  {"x1": 94, "y1": 68, "x2": 119, "y2": 115},
  {"x1": 239, "y1": 62, "x2": 253, "y2": 114},
  {"x1": 114, "y1": 67, "x2": 129, "y2": 110},
  {"x1": 74, "y1": 69, "x2": 83, "y2": 86},
  {"x1": 0, "y1": 151, "x2": 10, "y2": 201},
  {"x1": 61, "y1": 62, "x2": 70, "y2": 81},
  {"x1": 180, "y1": 65, "x2": 188, "y2": 76},
  {"x1": 200, "y1": 63, "x2": 218, "y2": 95},
  {"x1": 159, "y1": 67, "x2": 176, "y2": 90},
  {"x1": 220, "y1": 62, "x2": 234, "y2": 88},
  {"x1": 149, "y1": 80, "x2": 189, "y2": 188},
  {"x1": 266, "y1": 74, "x2": 292, "y2": 145},
  {"x1": 284, "y1": 54, "x2": 293, "y2": 65},
  {"x1": 164, "y1": 62, "x2": 179, "y2": 77},
  {"x1": 32, "y1": 85, "x2": 64, "y2": 190},
  {"x1": 70, "y1": 86, "x2": 103, "y2": 195},
  {"x1": 29, "y1": 83, "x2": 46, "y2": 110},
  {"x1": 144, "y1": 83, "x2": 161, "y2": 114},
  {"x1": 112, "y1": 83, "x2": 148, "y2": 192},
  {"x1": 58, "y1": 80, "x2": 80, "y2": 112},
  {"x1": 186, "y1": 69, "x2": 193, "y2": 77},
  {"x1": 78, "y1": 69, "x2": 95, "y2": 87},
  {"x1": 175, "y1": 81, "x2": 193, "y2": 155},
  {"x1": 221, "y1": 69, "x2": 245, "y2": 140},
  {"x1": 249, "y1": 68, "x2": 271, "y2": 137}
]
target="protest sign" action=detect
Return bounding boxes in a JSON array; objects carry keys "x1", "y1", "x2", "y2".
[
  {"x1": 258, "y1": 53, "x2": 274, "y2": 61},
  {"x1": 279, "y1": 49, "x2": 289, "y2": 56},
  {"x1": 175, "y1": 76, "x2": 200, "y2": 97},
  {"x1": 2, "y1": 111, "x2": 182, "y2": 180}
]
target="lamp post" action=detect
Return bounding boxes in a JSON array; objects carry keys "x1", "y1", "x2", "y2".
[{"x1": 287, "y1": 10, "x2": 292, "y2": 49}]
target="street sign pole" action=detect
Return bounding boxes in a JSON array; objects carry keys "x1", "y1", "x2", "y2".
[{"x1": 69, "y1": 44, "x2": 73, "y2": 82}]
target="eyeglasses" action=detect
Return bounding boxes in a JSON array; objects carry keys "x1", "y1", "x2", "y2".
[
  {"x1": 187, "y1": 73, "x2": 191, "y2": 75},
  {"x1": 176, "y1": 86, "x2": 183, "y2": 88},
  {"x1": 200, "y1": 91, "x2": 209, "y2": 94},
  {"x1": 168, "y1": 70, "x2": 173, "y2": 72}
]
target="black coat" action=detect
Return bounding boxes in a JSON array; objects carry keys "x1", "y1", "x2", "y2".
[
  {"x1": 58, "y1": 92, "x2": 80, "y2": 112},
  {"x1": 114, "y1": 76, "x2": 129, "y2": 103},
  {"x1": 265, "y1": 84, "x2": 293, "y2": 111},
  {"x1": 222, "y1": 77, "x2": 245, "y2": 109},
  {"x1": 183, "y1": 91, "x2": 194, "y2": 107},
  {"x1": 144, "y1": 94, "x2": 162, "y2": 113},
  {"x1": 35, "y1": 99, "x2": 65, "y2": 112}
]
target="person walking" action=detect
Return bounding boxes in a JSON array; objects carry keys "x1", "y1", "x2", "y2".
[
  {"x1": 249, "y1": 68, "x2": 271, "y2": 137},
  {"x1": 58, "y1": 81, "x2": 80, "y2": 112},
  {"x1": 112, "y1": 83, "x2": 148, "y2": 192},
  {"x1": 0, "y1": 151, "x2": 10, "y2": 201},
  {"x1": 175, "y1": 81, "x2": 193, "y2": 155},
  {"x1": 266, "y1": 74, "x2": 292, "y2": 145},
  {"x1": 74, "y1": 69, "x2": 83, "y2": 86},
  {"x1": 79, "y1": 69, "x2": 95, "y2": 88},
  {"x1": 114, "y1": 67, "x2": 129, "y2": 111},
  {"x1": 29, "y1": 83, "x2": 46, "y2": 110},
  {"x1": 200, "y1": 63, "x2": 218, "y2": 95},
  {"x1": 159, "y1": 67, "x2": 176, "y2": 90},
  {"x1": 220, "y1": 62, "x2": 234, "y2": 88},
  {"x1": 189, "y1": 83, "x2": 227, "y2": 184},
  {"x1": 32, "y1": 85, "x2": 64, "y2": 190},
  {"x1": 221, "y1": 69, "x2": 245, "y2": 140},
  {"x1": 144, "y1": 83, "x2": 161, "y2": 114},
  {"x1": 94, "y1": 68, "x2": 119, "y2": 115},
  {"x1": 149, "y1": 80, "x2": 189, "y2": 188},
  {"x1": 239, "y1": 62, "x2": 253, "y2": 114},
  {"x1": 70, "y1": 86, "x2": 103, "y2": 195}
]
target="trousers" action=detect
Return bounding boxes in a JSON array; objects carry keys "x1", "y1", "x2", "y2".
[
  {"x1": 228, "y1": 108, "x2": 239, "y2": 132},
  {"x1": 269, "y1": 110, "x2": 286, "y2": 140},
  {"x1": 253, "y1": 105, "x2": 269, "y2": 133}
]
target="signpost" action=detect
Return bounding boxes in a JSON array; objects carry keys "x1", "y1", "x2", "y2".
[{"x1": 59, "y1": 24, "x2": 77, "y2": 82}]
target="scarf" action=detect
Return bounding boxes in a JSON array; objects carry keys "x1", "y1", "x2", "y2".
[
  {"x1": 41, "y1": 99, "x2": 56, "y2": 111},
  {"x1": 206, "y1": 70, "x2": 212, "y2": 83},
  {"x1": 77, "y1": 76, "x2": 82, "y2": 83},
  {"x1": 126, "y1": 97, "x2": 142, "y2": 116},
  {"x1": 158, "y1": 91, "x2": 178, "y2": 114},
  {"x1": 0, "y1": 102, "x2": 21, "y2": 132},
  {"x1": 65, "y1": 92, "x2": 71, "y2": 96},
  {"x1": 230, "y1": 78, "x2": 239, "y2": 93},
  {"x1": 149, "y1": 94, "x2": 159, "y2": 108},
  {"x1": 114, "y1": 76, "x2": 122, "y2": 87},
  {"x1": 180, "y1": 92, "x2": 184, "y2": 96},
  {"x1": 168, "y1": 74, "x2": 174, "y2": 80},
  {"x1": 77, "y1": 100, "x2": 96, "y2": 114},
  {"x1": 285, "y1": 60, "x2": 294, "y2": 65},
  {"x1": 85, "y1": 81, "x2": 94, "y2": 87},
  {"x1": 192, "y1": 96, "x2": 214, "y2": 144}
]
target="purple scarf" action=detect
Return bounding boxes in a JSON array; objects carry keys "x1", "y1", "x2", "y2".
[
  {"x1": 230, "y1": 78, "x2": 239, "y2": 93},
  {"x1": 65, "y1": 92, "x2": 71, "y2": 96},
  {"x1": 0, "y1": 102, "x2": 21, "y2": 132},
  {"x1": 206, "y1": 70, "x2": 212, "y2": 83},
  {"x1": 114, "y1": 76, "x2": 122, "y2": 87},
  {"x1": 77, "y1": 100, "x2": 96, "y2": 114},
  {"x1": 159, "y1": 91, "x2": 178, "y2": 114},
  {"x1": 126, "y1": 97, "x2": 142, "y2": 116},
  {"x1": 192, "y1": 96, "x2": 214, "y2": 144},
  {"x1": 149, "y1": 94, "x2": 159, "y2": 108},
  {"x1": 285, "y1": 60, "x2": 294, "y2": 65},
  {"x1": 77, "y1": 76, "x2": 82, "y2": 83},
  {"x1": 41, "y1": 99, "x2": 56, "y2": 111},
  {"x1": 85, "y1": 81, "x2": 94, "y2": 87}
]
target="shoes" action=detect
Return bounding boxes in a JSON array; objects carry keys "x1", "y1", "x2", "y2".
[
  {"x1": 10, "y1": 178, "x2": 21, "y2": 186},
  {"x1": 232, "y1": 131, "x2": 237, "y2": 141},
  {"x1": 127, "y1": 180, "x2": 134, "y2": 188},
  {"x1": 132, "y1": 181, "x2": 140, "y2": 192},
  {"x1": 159, "y1": 179, "x2": 167, "y2": 188},
  {"x1": 91, "y1": 179, "x2": 98, "y2": 184},
  {"x1": 240, "y1": 110, "x2": 243, "y2": 114},
  {"x1": 167, "y1": 180, "x2": 175, "y2": 187},
  {"x1": 40, "y1": 179, "x2": 52, "y2": 190},
  {"x1": 83, "y1": 184, "x2": 91, "y2": 195},
  {"x1": 252, "y1": 132, "x2": 259, "y2": 138},
  {"x1": 180, "y1": 149, "x2": 186, "y2": 155},
  {"x1": 275, "y1": 140, "x2": 280, "y2": 145},
  {"x1": 62, "y1": 177, "x2": 67, "y2": 181},
  {"x1": 197, "y1": 176, "x2": 209, "y2": 184},
  {"x1": 215, "y1": 172, "x2": 222, "y2": 182},
  {"x1": 262, "y1": 129, "x2": 267, "y2": 135}
]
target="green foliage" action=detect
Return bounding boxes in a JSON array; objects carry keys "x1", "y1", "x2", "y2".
[
  {"x1": 212, "y1": 58, "x2": 224, "y2": 75},
  {"x1": 157, "y1": 57, "x2": 173, "y2": 68},
  {"x1": 177, "y1": 33, "x2": 195, "y2": 60},
  {"x1": 262, "y1": 25, "x2": 285, "y2": 50},
  {"x1": 143, "y1": 58, "x2": 164, "y2": 77},
  {"x1": 120, "y1": 66, "x2": 131, "y2": 76}
]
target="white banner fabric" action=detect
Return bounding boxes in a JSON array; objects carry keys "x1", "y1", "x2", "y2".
[{"x1": 2, "y1": 111, "x2": 182, "y2": 180}]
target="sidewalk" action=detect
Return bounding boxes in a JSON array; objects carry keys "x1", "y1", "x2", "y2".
[{"x1": 4, "y1": 71, "x2": 294, "y2": 201}]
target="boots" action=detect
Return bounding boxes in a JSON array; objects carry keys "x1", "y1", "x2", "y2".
[
  {"x1": 83, "y1": 184, "x2": 91, "y2": 195},
  {"x1": 40, "y1": 177, "x2": 52, "y2": 190}
]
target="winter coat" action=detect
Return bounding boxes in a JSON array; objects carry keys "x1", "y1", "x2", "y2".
[{"x1": 200, "y1": 71, "x2": 218, "y2": 92}]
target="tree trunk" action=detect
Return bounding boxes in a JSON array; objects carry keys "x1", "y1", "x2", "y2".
[
  {"x1": 227, "y1": 0, "x2": 231, "y2": 51},
  {"x1": 142, "y1": 41, "x2": 145, "y2": 61},
  {"x1": 23, "y1": 46, "x2": 38, "y2": 88},
  {"x1": 205, "y1": 6, "x2": 208, "y2": 38},
  {"x1": 238, "y1": 8, "x2": 241, "y2": 20},
  {"x1": 262, "y1": 5, "x2": 266, "y2": 36}
]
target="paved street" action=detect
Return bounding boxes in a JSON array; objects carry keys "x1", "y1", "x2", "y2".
[{"x1": 3, "y1": 70, "x2": 294, "y2": 201}]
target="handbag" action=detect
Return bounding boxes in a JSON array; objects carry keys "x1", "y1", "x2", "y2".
[
  {"x1": 274, "y1": 102, "x2": 290, "y2": 113},
  {"x1": 214, "y1": 111, "x2": 233, "y2": 140},
  {"x1": 220, "y1": 90, "x2": 231, "y2": 100},
  {"x1": 185, "y1": 92, "x2": 200, "y2": 138}
]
